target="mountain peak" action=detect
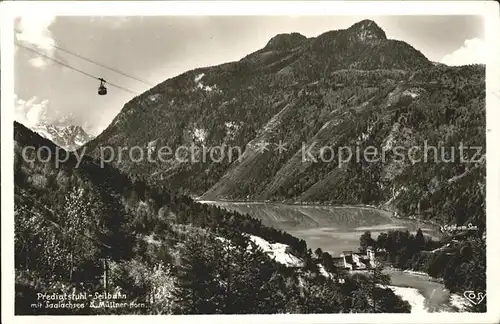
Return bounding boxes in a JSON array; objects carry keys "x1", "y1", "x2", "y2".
[
  {"x1": 28, "y1": 122, "x2": 94, "y2": 151},
  {"x1": 347, "y1": 19, "x2": 387, "y2": 41},
  {"x1": 64, "y1": 125, "x2": 86, "y2": 135},
  {"x1": 264, "y1": 32, "x2": 308, "y2": 51}
]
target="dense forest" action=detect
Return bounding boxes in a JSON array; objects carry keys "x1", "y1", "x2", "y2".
[{"x1": 14, "y1": 122, "x2": 411, "y2": 314}]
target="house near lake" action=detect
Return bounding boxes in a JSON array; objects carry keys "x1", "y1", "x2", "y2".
[{"x1": 333, "y1": 246, "x2": 379, "y2": 271}]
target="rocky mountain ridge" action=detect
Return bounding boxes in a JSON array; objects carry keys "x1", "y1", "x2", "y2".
[{"x1": 30, "y1": 122, "x2": 94, "y2": 151}]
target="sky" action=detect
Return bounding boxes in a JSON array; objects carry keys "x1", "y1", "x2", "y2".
[{"x1": 14, "y1": 15, "x2": 485, "y2": 135}]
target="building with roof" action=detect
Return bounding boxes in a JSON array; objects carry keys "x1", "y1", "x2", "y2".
[{"x1": 333, "y1": 246, "x2": 378, "y2": 271}]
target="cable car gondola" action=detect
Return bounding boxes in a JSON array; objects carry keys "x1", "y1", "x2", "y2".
[
  {"x1": 16, "y1": 43, "x2": 142, "y2": 96},
  {"x1": 98, "y1": 78, "x2": 107, "y2": 95}
]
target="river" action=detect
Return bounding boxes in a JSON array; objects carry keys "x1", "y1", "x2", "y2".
[{"x1": 199, "y1": 200, "x2": 469, "y2": 313}]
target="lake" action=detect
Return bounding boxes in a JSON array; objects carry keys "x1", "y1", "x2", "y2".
[
  {"x1": 200, "y1": 201, "x2": 440, "y2": 256},
  {"x1": 199, "y1": 200, "x2": 468, "y2": 312}
]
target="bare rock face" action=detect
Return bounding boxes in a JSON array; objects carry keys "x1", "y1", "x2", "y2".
[
  {"x1": 30, "y1": 122, "x2": 94, "y2": 151},
  {"x1": 347, "y1": 19, "x2": 387, "y2": 41}
]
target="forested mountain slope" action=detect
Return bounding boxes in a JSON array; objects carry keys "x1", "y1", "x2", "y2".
[
  {"x1": 83, "y1": 20, "x2": 485, "y2": 230},
  {"x1": 14, "y1": 121, "x2": 410, "y2": 314}
]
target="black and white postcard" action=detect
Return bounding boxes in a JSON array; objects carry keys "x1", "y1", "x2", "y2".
[{"x1": 1, "y1": 1, "x2": 499, "y2": 323}]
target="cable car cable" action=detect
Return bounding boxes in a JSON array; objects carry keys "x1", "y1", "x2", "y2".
[
  {"x1": 50, "y1": 43, "x2": 155, "y2": 87},
  {"x1": 16, "y1": 42, "x2": 139, "y2": 95},
  {"x1": 15, "y1": 42, "x2": 140, "y2": 96}
]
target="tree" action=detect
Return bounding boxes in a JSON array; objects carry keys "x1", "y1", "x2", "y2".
[
  {"x1": 349, "y1": 269, "x2": 408, "y2": 313},
  {"x1": 303, "y1": 252, "x2": 318, "y2": 273},
  {"x1": 302, "y1": 277, "x2": 344, "y2": 313},
  {"x1": 359, "y1": 231, "x2": 375, "y2": 253},
  {"x1": 321, "y1": 252, "x2": 336, "y2": 273},
  {"x1": 314, "y1": 248, "x2": 323, "y2": 260},
  {"x1": 172, "y1": 233, "x2": 224, "y2": 314},
  {"x1": 415, "y1": 228, "x2": 425, "y2": 251},
  {"x1": 373, "y1": 286, "x2": 411, "y2": 313},
  {"x1": 376, "y1": 232, "x2": 388, "y2": 251}
]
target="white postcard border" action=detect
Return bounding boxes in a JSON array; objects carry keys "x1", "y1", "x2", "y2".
[{"x1": 1, "y1": 1, "x2": 499, "y2": 323}]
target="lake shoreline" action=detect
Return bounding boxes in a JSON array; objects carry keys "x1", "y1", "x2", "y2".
[
  {"x1": 197, "y1": 199, "x2": 444, "y2": 235},
  {"x1": 200, "y1": 200, "x2": 458, "y2": 312},
  {"x1": 383, "y1": 266, "x2": 444, "y2": 284}
]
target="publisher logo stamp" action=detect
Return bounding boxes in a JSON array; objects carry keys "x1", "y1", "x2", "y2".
[{"x1": 463, "y1": 291, "x2": 486, "y2": 305}]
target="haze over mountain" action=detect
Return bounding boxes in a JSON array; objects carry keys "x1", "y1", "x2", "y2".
[{"x1": 84, "y1": 20, "x2": 485, "y2": 229}]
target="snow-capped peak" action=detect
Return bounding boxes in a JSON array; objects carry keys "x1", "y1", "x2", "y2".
[{"x1": 30, "y1": 122, "x2": 94, "y2": 151}]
